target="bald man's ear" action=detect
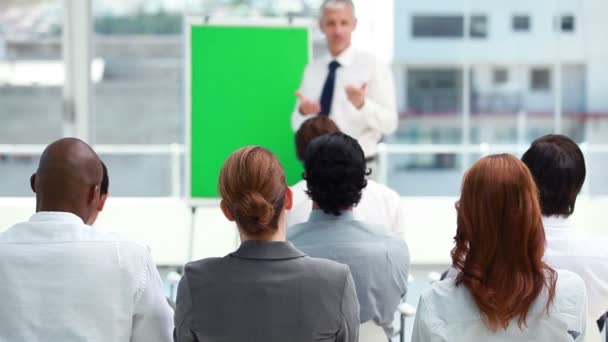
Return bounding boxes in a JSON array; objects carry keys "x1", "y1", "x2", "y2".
[
  {"x1": 30, "y1": 174, "x2": 36, "y2": 193},
  {"x1": 98, "y1": 193, "x2": 108, "y2": 212},
  {"x1": 87, "y1": 185, "x2": 101, "y2": 206}
]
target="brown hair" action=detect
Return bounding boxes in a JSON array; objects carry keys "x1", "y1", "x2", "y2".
[
  {"x1": 218, "y1": 146, "x2": 287, "y2": 236},
  {"x1": 295, "y1": 116, "x2": 340, "y2": 161},
  {"x1": 452, "y1": 154, "x2": 557, "y2": 331}
]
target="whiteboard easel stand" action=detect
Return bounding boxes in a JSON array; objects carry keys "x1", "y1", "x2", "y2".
[{"x1": 183, "y1": 16, "x2": 313, "y2": 269}]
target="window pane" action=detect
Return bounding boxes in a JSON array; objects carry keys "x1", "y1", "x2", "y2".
[
  {"x1": 0, "y1": 0, "x2": 63, "y2": 144},
  {"x1": 469, "y1": 65, "x2": 555, "y2": 145},
  {"x1": 561, "y1": 15, "x2": 575, "y2": 32},
  {"x1": 394, "y1": 68, "x2": 463, "y2": 147},
  {"x1": 90, "y1": 1, "x2": 185, "y2": 198},
  {"x1": 386, "y1": 153, "x2": 463, "y2": 196},
  {"x1": 530, "y1": 68, "x2": 551, "y2": 91},
  {"x1": 92, "y1": 1, "x2": 184, "y2": 145},
  {"x1": 470, "y1": 15, "x2": 487, "y2": 38},
  {"x1": 512, "y1": 15, "x2": 530, "y2": 31},
  {"x1": 407, "y1": 69, "x2": 462, "y2": 114},
  {"x1": 0, "y1": 155, "x2": 39, "y2": 196},
  {"x1": 493, "y1": 68, "x2": 508, "y2": 85},
  {"x1": 97, "y1": 154, "x2": 182, "y2": 197},
  {"x1": 412, "y1": 16, "x2": 464, "y2": 38}
]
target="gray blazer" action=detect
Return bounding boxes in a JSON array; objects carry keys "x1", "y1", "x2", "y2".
[
  {"x1": 174, "y1": 241, "x2": 360, "y2": 342},
  {"x1": 289, "y1": 210, "x2": 410, "y2": 336}
]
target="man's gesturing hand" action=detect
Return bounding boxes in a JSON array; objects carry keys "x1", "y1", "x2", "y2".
[
  {"x1": 296, "y1": 90, "x2": 321, "y2": 115},
  {"x1": 345, "y1": 82, "x2": 367, "y2": 109}
]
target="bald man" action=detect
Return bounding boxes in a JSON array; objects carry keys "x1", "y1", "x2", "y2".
[{"x1": 0, "y1": 138, "x2": 173, "y2": 342}]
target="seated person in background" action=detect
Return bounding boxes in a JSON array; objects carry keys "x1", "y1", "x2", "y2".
[
  {"x1": 86, "y1": 160, "x2": 109, "y2": 225},
  {"x1": 522, "y1": 134, "x2": 608, "y2": 341},
  {"x1": 0, "y1": 138, "x2": 173, "y2": 342},
  {"x1": 288, "y1": 132, "x2": 409, "y2": 337},
  {"x1": 174, "y1": 146, "x2": 359, "y2": 342},
  {"x1": 412, "y1": 154, "x2": 587, "y2": 342},
  {"x1": 288, "y1": 116, "x2": 405, "y2": 236}
]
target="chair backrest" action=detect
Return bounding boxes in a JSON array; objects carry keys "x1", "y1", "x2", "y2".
[
  {"x1": 585, "y1": 315, "x2": 602, "y2": 342},
  {"x1": 359, "y1": 321, "x2": 387, "y2": 342}
]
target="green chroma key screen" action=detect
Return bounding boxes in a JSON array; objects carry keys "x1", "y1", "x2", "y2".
[{"x1": 189, "y1": 25, "x2": 309, "y2": 198}]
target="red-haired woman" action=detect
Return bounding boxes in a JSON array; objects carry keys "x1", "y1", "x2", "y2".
[{"x1": 412, "y1": 154, "x2": 587, "y2": 341}]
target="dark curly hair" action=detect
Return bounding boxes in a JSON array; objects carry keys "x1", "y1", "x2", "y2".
[
  {"x1": 304, "y1": 132, "x2": 368, "y2": 216},
  {"x1": 521, "y1": 134, "x2": 586, "y2": 217}
]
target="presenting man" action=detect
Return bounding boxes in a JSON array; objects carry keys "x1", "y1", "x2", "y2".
[{"x1": 292, "y1": 0, "x2": 398, "y2": 160}]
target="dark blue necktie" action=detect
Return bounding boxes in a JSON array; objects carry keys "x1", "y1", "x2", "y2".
[{"x1": 319, "y1": 60, "x2": 341, "y2": 116}]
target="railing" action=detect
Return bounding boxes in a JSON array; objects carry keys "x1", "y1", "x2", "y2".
[
  {"x1": 377, "y1": 142, "x2": 608, "y2": 197},
  {"x1": 2, "y1": 142, "x2": 608, "y2": 197},
  {"x1": 0, "y1": 143, "x2": 185, "y2": 198}
]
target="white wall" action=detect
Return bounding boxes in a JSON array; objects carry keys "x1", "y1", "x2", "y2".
[
  {"x1": 352, "y1": 0, "x2": 394, "y2": 64},
  {"x1": 1, "y1": 196, "x2": 606, "y2": 266},
  {"x1": 582, "y1": 0, "x2": 608, "y2": 112}
]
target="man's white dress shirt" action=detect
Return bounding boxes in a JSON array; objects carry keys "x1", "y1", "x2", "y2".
[
  {"x1": 0, "y1": 211, "x2": 173, "y2": 342},
  {"x1": 544, "y1": 215, "x2": 608, "y2": 341},
  {"x1": 412, "y1": 269, "x2": 587, "y2": 342},
  {"x1": 287, "y1": 179, "x2": 404, "y2": 236},
  {"x1": 291, "y1": 46, "x2": 398, "y2": 158}
]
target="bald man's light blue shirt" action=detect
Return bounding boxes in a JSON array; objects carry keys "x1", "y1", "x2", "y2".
[{"x1": 288, "y1": 210, "x2": 410, "y2": 335}]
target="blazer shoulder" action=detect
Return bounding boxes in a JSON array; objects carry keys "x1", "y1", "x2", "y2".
[
  {"x1": 305, "y1": 256, "x2": 351, "y2": 286},
  {"x1": 184, "y1": 257, "x2": 223, "y2": 276}
]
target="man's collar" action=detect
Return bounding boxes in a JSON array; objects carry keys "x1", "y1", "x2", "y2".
[
  {"x1": 230, "y1": 240, "x2": 306, "y2": 260},
  {"x1": 327, "y1": 45, "x2": 355, "y2": 67},
  {"x1": 29, "y1": 211, "x2": 85, "y2": 225},
  {"x1": 307, "y1": 209, "x2": 356, "y2": 223}
]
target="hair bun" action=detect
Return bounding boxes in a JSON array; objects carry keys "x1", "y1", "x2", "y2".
[{"x1": 234, "y1": 191, "x2": 275, "y2": 228}]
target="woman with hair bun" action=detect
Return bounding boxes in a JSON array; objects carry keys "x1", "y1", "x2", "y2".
[
  {"x1": 174, "y1": 146, "x2": 360, "y2": 342},
  {"x1": 412, "y1": 154, "x2": 587, "y2": 342}
]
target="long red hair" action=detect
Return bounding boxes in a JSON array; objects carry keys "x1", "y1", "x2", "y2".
[{"x1": 451, "y1": 154, "x2": 557, "y2": 331}]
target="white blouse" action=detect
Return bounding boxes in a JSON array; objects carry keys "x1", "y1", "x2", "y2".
[{"x1": 412, "y1": 269, "x2": 587, "y2": 342}]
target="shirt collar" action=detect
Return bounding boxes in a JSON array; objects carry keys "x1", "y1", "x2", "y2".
[
  {"x1": 327, "y1": 45, "x2": 355, "y2": 67},
  {"x1": 230, "y1": 240, "x2": 306, "y2": 260},
  {"x1": 542, "y1": 215, "x2": 575, "y2": 230},
  {"x1": 29, "y1": 211, "x2": 85, "y2": 225},
  {"x1": 307, "y1": 209, "x2": 356, "y2": 223}
]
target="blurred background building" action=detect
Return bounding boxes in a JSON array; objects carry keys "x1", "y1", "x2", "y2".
[{"x1": 1, "y1": 0, "x2": 607, "y2": 197}]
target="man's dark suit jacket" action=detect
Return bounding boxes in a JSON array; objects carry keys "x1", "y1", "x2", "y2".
[{"x1": 174, "y1": 240, "x2": 360, "y2": 342}]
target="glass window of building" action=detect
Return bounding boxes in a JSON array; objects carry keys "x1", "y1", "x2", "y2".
[
  {"x1": 0, "y1": 0, "x2": 64, "y2": 145},
  {"x1": 412, "y1": 15, "x2": 464, "y2": 38},
  {"x1": 561, "y1": 15, "x2": 575, "y2": 32},
  {"x1": 530, "y1": 68, "x2": 551, "y2": 91},
  {"x1": 512, "y1": 15, "x2": 530, "y2": 31},
  {"x1": 469, "y1": 15, "x2": 488, "y2": 38},
  {"x1": 493, "y1": 69, "x2": 508, "y2": 85},
  {"x1": 0, "y1": 0, "x2": 64, "y2": 196}
]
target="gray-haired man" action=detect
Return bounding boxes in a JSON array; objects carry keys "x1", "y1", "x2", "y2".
[{"x1": 291, "y1": 0, "x2": 398, "y2": 163}]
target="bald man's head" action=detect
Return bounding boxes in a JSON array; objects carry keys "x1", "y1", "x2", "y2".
[{"x1": 31, "y1": 138, "x2": 103, "y2": 223}]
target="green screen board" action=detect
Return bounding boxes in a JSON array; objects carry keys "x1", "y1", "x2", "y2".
[{"x1": 189, "y1": 24, "x2": 309, "y2": 199}]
